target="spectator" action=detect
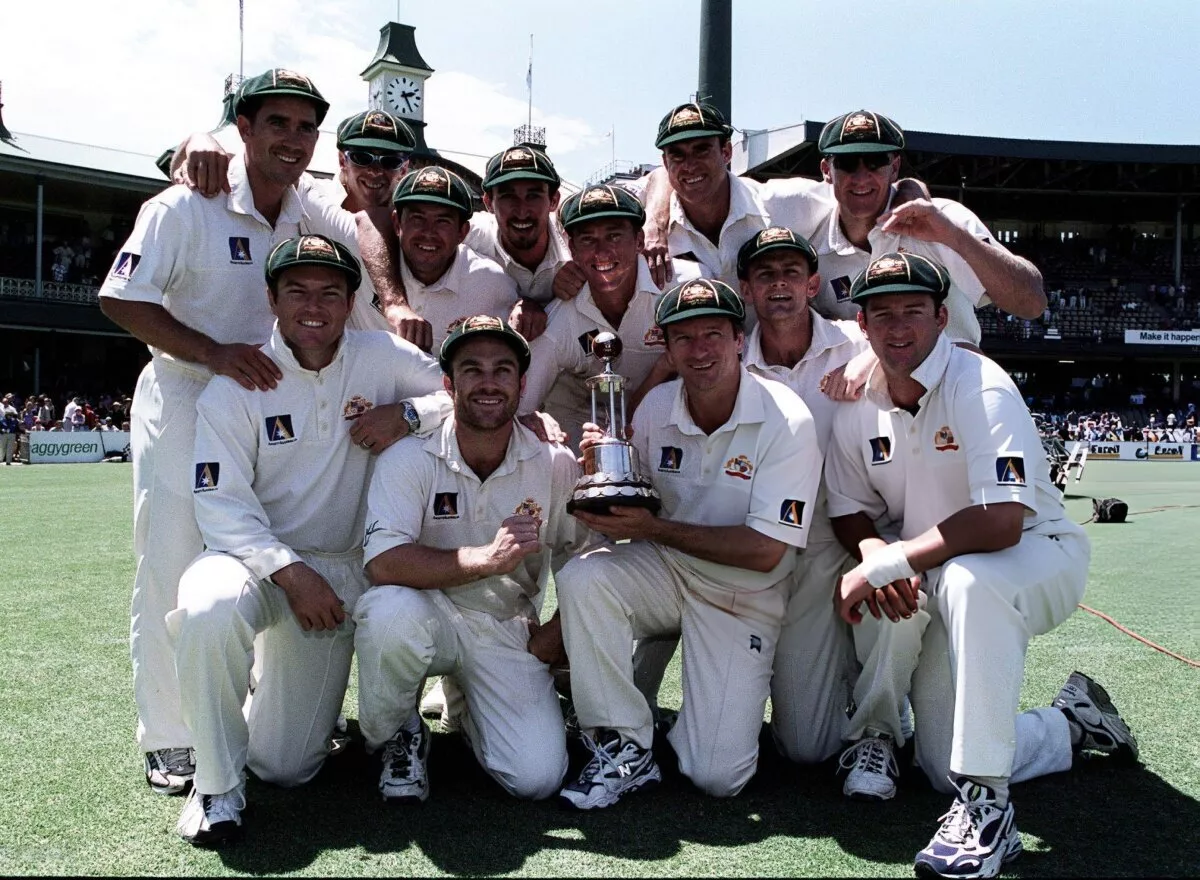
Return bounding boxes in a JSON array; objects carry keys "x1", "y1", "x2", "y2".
[
  {"x1": 37, "y1": 395, "x2": 54, "y2": 426},
  {"x1": 0, "y1": 406, "x2": 19, "y2": 465}
]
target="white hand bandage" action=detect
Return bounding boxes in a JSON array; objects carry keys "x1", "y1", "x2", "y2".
[{"x1": 861, "y1": 542, "x2": 917, "y2": 589}]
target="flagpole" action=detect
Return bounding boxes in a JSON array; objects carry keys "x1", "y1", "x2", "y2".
[
  {"x1": 238, "y1": 0, "x2": 244, "y2": 78},
  {"x1": 611, "y1": 122, "x2": 615, "y2": 168},
  {"x1": 527, "y1": 34, "x2": 533, "y2": 130}
]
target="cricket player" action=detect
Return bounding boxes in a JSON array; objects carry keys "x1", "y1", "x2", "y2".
[
  {"x1": 518, "y1": 183, "x2": 700, "y2": 450},
  {"x1": 169, "y1": 234, "x2": 449, "y2": 845},
  {"x1": 555, "y1": 279, "x2": 823, "y2": 808},
  {"x1": 354, "y1": 316, "x2": 589, "y2": 803},
  {"x1": 824, "y1": 251, "x2": 1137, "y2": 878},
  {"x1": 99, "y1": 68, "x2": 333, "y2": 795}
]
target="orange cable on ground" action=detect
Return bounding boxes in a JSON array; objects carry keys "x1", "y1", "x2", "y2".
[{"x1": 1076, "y1": 603, "x2": 1200, "y2": 669}]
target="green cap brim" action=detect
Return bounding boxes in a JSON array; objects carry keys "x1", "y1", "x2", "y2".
[
  {"x1": 394, "y1": 194, "x2": 469, "y2": 215},
  {"x1": 658, "y1": 306, "x2": 742, "y2": 326},
  {"x1": 338, "y1": 136, "x2": 413, "y2": 153},
  {"x1": 656, "y1": 127, "x2": 728, "y2": 149},
  {"x1": 484, "y1": 169, "x2": 558, "y2": 190},
  {"x1": 561, "y1": 209, "x2": 641, "y2": 231},
  {"x1": 439, "y1": 329, "x2": 531, "y2": 374},
  {"x1": 740, "y1": 241, "x2": 817, "y2": 274},
  {"x1": 822, "y1": 142, "x2": 899, "y2": 155},
  {"x1": 851, "y1": 281, "x2": 941, "y2": 302},
  {"x1": 269, "y1": 259, "x2": 361, "y2": 292}
]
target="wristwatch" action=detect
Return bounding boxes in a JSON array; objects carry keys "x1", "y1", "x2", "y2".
[{"x1": 400, "y1": 399, "x2": 420, "y2": 436}]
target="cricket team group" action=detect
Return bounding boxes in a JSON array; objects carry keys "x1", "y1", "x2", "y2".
[{"x1": 96, "y1": 66, "x2": 1139, "y2": 878}]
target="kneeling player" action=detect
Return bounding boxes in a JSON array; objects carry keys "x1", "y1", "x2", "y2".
[
  {"x1": 354, "y1": 317, "x2": 589, "y2": 803},
  {"x1": 825, "y1": 252, "x2": 1137, "y2": 878},
  {"x1": 169, "y1": 235, "x2": 449, "y2": 844}
]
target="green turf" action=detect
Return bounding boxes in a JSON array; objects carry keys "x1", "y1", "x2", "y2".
[{"x1": 0, "y1": 461, "x2": 1197, "y2": 876}]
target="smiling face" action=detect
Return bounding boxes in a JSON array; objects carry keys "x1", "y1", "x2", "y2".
[
  {"x1": 858, "y1": 292, "x2": 947, "y2": 378},
  {"x1": 821, "y1": 153, "x2": 901, "y2": 226},
  {"x1": 740, "y1": 251, "x2": 821, "y2": 322},
  {"x1": 567, "y1": 217, "x2": 643, "y2": 299},
  {"x1": 395, "y1": 202, "x2": 470, "y2": 283},
  {"x1": 338, "y1": 150, "x2": 408, "y2": 210},
  {"x1": 238, "y1": 96, "x2": 320, "y2": 188},
  {"x1": 662, "y1": 136, "x2": 732, "y2": 207},
  {"x1": 269, "y1": 265, "x2": 354, "y2": 370},
  {"x1": 664, "y1": 315, "x2": 744, "y2": 395},
  {"x1": 483, "y1": 180, "x2": 559, "y2": 254},
  {"x1": 445, "y1": 336, "x2": 525, "y2": 432}
]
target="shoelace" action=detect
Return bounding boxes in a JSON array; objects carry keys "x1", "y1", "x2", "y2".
[
  {"x1": 203, "y1": 788, "x2": 246, "y2": 825},
  {"x1": 383, "y1": 731, "x2": 416, "y2": 779},
  {"x1": 158, "y1": 747, "x2": 194, "y2": 773},
  {"x1": 934, "y1": 799, "x2": 978, "y2": 846},
  {"x1": 579, "y1": 732, "x2": 625, "y2": 790},
  {"x1": 839, "y1": 738, "x2": 897, "y2": 777}
]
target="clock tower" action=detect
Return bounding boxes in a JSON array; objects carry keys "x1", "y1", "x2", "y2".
[{"x1": 362, "y1": 22, "x2": 433, "y2": 153}]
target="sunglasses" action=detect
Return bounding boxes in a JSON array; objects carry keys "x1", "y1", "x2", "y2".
[
  {"x1": 831, "y1": 153, "x2": 895, "y2": 173},
  {"x1": 343, "y1": 150, "x2": 407, "y2": 171}
]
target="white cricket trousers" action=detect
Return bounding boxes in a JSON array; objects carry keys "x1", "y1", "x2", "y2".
[
  {"x1": 557, "y1": 541, "x2": 785, "y2": 798},
  {"x1": 168, "y1": 548, "x2": 366, "y2": 796},
  {"x1": 0, "y1": 433, "x2": 15, "y2": 464},
  {"x1": 354, "y1": 587, "x2": 567, "y2": 801},
  {"x1": 130, "y1": 358, "x2": 208, "y2": 752},
  {"x1": 856, "y1": 528, "x2": 1090, "y2": 791},
  {"x1": 631, "y1": 537, "x2": 856, "y2": 766}
]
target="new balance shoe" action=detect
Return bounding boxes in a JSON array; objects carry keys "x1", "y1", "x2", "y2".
[
  {"x1": 839, "y1": 734, "x2": 899, "y2": 801},
  {"x1": 379, "y1": 719, "x2": 431, "y2": 804},
  {"x1": 559, "y1": 730, "x2": 661, "y2": 810},
  {"x1": 914, "y1": 777, "x2": 1021, "y2": 879},
  {"x1": 145, "y1": 747, "x2": 195, "y2": 796},
  {"x1": 1052, "y1": 671, "x2": 1139, "y2": 762},
  {"x1": 176, "y1": 780, "x2": 246, "y2": 846},
  {"x1": 329, "y1": 714, "x2": 351, "y2": 758}
]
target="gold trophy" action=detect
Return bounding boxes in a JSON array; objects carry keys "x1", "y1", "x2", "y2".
[{"x1": 567, "y1": 331, "x2": 661, "y2": 514}]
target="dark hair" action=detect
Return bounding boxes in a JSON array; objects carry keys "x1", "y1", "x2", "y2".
[{"x1": 399, "y1": 202, "x2": 470, "y2": 227}]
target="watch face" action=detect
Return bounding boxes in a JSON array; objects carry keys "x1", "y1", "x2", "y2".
[{"x1": 385, "y1": 75, "x2": 423, "y2": 118}]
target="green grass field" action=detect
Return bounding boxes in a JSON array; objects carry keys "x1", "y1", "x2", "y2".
[{"x1": 1, "y1": 461, "x2": 1197, "y2": 877}]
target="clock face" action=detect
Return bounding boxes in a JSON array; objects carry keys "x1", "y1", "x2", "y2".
[{"x1": 384, "y1": 75, "x2": 423, "y2": 118}]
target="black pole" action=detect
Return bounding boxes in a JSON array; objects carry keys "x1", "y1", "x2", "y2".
[{"x1": 698, "y1": 0, "x2": 732, "y2": 120}]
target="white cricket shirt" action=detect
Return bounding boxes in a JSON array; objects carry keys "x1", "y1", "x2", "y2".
[
  {"x1": 397, "y1": 245, "x2": 520, "y2": 352},
  {"x1": 465, "y1": 212, "x2": 572, "y2": 306}
]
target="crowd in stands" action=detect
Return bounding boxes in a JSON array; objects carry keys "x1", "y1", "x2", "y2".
[
  {"x1": 1, "y1": 389, "x2": 132, "y2": 442},
  {"x1": 0, "y1": 213, "x2": 128, "y2": 289}
]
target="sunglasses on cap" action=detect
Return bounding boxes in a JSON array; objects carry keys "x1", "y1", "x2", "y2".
[
  {"x1": 831, "y1": 153, "x2": 895, "y2": 173},
  {"x1": 343, "y1": 150, "x2": 408, "y2": 171}
]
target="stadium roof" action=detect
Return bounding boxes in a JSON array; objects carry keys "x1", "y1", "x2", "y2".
[
  {"x1": 0, "y1": 131, "x2": 165, "y2": 193},
  {"x1": 734, "y1": 121, "x2": 1200, "y2": 197}
]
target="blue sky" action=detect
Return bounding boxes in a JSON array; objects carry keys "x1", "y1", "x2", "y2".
[{"x1": 2, "y1": 0, "x2": 1198, "y2": 186}]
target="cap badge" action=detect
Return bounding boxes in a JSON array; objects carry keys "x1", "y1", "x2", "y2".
[
  {"x1": 274, "y1": 69, "x2": 311, "y2": 89},
  {"x1": 867, "y1": 255, "x2": 908, "y2": 281},
  {"x1": 679, "y1": 281, "x2": 716, "y2": 305},
  {"x1": 581, "y1": 187, "x2": 616, "y2": 207},
  {"x1": 671, "y1": 106, "x2": 702, "y2": 127},
  {"x1": 503, "y1": 147, "x2": 534, "y2": 166},
  {"x1": 298, "y1": 235, "x2": 336, "y2": 257},
  {"x1": 462, "y1": 315, "x2": 504, "y2": 332},
  {"x1": 364, "y1": 111, "x2": 392, "y2": 130},
  {"x1": 415, "y1": 168, "x2": 447, "y2": 191},
  {"x1": 758, "y1": 227, "x2": 793, "y2": 245},
  {"x1": 843, "y1": 112, "x2": 877, "y2": 136}
]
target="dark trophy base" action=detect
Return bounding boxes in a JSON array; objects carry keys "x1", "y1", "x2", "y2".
[{"x1": 567, "y1": 483, "x2": 662, "y2": 515}]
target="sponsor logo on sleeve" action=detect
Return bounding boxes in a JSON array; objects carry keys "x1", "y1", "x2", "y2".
[
  {"x1": 779, "y1": 498, "x2": 805, "y2": 528},
  {"x1": 432, "y1": 492, "x2": 459, "y2": 519},
  {"x1": 749, "y1": 635, "x2": 762, "y2": 653},
  {"x1": 658, "y1": 446, "x2": 683, "y2": 472},
  {"x1": 264, "y1": 414, "x2": 296, "y2": 444},
  {"x1": 110, "y1": 251, "x2": 141, "y2": 280},
  {"x1": 194, "y1": 462, "x2": 220, "y2": 492},
  {"x1": 830, "y1": 276, "x2": 853, "y2": 303},
  {"x1": 995, "y1": 455, "x2": 1026, "y2": 486},
  {"x1": 869, "y1": 436, "x2": 892, "y2": 465},
  {"x1": 228, "y1": 237, "x2": 252, "y2": 264},
  {"x1": 363, "y1": 520, "x2": 383, "y2": 547}
]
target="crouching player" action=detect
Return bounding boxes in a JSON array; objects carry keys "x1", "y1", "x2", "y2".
[
  {"x1": 825, "y1": 252, "x2": 1138, "y2": 878},
  {"x1": 354, "y1": 316, "x2": 590, "y2": 803},
  {"x1": 169, "y1": 234, "x2": 450, "y2": 844}
]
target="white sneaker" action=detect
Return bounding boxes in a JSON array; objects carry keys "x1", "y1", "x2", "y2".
[
  {"x1": 1052, "y1": 671, "x2": 1139, "y2": 762},
  {"x1": 839, "y1": 734, "x2": 899, "y2": 801},
  {"x1": 914, "y1": 777, "x2": 1021, "y2": 878},
  {"x1": 558, "y1": 730, "x2": 661, "y2": 810},
  {"x1": 176, "y1": 780, "x2": 246, "y2": 846},
  {"x1": 379, "y1": 719, "x2": 431, "y2": 804},
  {"x1": 419, "y1": 679, "x2": 446, "y2": 719},
  {"x1": 145, "y1": 747, "x2": 195, "y2": 796}
]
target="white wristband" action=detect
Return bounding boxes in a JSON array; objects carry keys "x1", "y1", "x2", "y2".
[{"x1": 861, "y1": 543, "x2": 917, "y2": 589}]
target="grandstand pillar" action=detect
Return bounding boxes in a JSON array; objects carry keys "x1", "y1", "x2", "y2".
[
  {"x1": 34, "y1": 175, "x2": 44, "y2": 296},
  {"x1": 697, "y1": 0, "x2": 732, "y2": 120},
  {"x1": 1172, "y1": 360, "x2": 1181, "y2": 404},
  {"x1": 1175, "y1": 195, "x2": 1184, "y2": 288}
]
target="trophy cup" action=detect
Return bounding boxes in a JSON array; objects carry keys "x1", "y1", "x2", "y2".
[{"x1": 567, "y1": 331, "x2": 662, "y2": 514}]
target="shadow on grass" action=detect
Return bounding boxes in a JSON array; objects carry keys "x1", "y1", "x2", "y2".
[{"x1": 213, "y1": 721, "x2": 1200, "y2": 877}]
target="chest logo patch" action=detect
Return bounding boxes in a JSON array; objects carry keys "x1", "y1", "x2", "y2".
[
  {"x1": 433, "y1": 492, "x2": 460, "y2": 519},
  {"x1": 933, "y1": 425, "x2": 959, "y2": 452},
  {"x1": 228, "y1": 237, "x2": 252, "y2": 264},
  {"x1": 110, "y1": 251, "x2": 141, "y2": 280},
  {"x1": 779, "y1": 498, "x2": 805, "y2": 528},
  {"x1": 577, "y1": 328, "x2": 601, "y2": 355},
  {"x1": 265, "y1": 414, "x2": 296, "y2": 444},
  {"x1": 869, "y1": 436, "x2": 892, "y2": 465},
  {"x1": 659, "y1": 446, "x2": 683, "y2": 472},
  {"x1": 830, "y1": 276, "x2": 852, "y2": 303},
  {"x1": 343, "y1": 395, "x2": 374, "y2": 419},
  {"x1": 643, "y1": 326, "x2": 665, "y2": 348},
  {"x1": 514, "y1": 498, "x2": 544, "y2": 526},
  {"x1": 194, "y1": 462, "x2": 220, "y2": 492},
  {"x1": 996, "y1": 455, "x2": 1026, "y2": 486},
  {"x1": 724, "y1": 454, "x2": 754, "y2": 480}
]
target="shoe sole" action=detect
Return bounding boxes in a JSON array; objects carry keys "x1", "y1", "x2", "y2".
[
  {"x1": 846, "y1": 787, "x2": 896, "y2": 802},
  {"x1": 382, "y1": 791, "x2": 429, "y2": 805},
  {"x1": 182, "y1": 821, "x2": 243, "y2": 848},
  {"x1": 913, "y1": 834, "x2": 1022, "y2": 879},
  {"x1": 558, "y1": 769, "x2": 662, "y2": 811},
  {"x1": 147, "y1": 775, "x2": 193, "y2": 796}
]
